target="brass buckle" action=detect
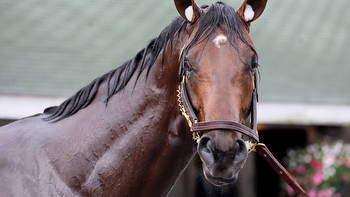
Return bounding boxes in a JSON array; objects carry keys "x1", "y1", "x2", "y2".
[
  {"x1": 249, "y1": 141, "x2": 257, "y2": 153},
  {"x1": 192, "y1": 131, "x2": 200, "y2": 142},
  {"x1": 248, "y1": 141, "x2": 266, "y2": 153}
]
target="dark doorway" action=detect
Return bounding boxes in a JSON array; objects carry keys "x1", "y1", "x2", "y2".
[{"x1": 255, "y1": 127, "x2": 307, "y2": 197}]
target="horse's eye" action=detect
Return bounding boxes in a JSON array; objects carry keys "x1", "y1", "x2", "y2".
[
  {"x1": 251, "y1": 56, "x2": 259, "y2": 70},
  {"x1": 251, "y1": 62, "x2": 259, "y2": 69}
]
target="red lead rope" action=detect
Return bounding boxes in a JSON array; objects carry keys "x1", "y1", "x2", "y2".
[{"x1": 253, "y1": 144, "x2": 308, "y2": 197}]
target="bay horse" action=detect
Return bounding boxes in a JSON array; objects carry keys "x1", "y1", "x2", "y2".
[{"x1": 0, "y1": 0, "x2": 268, "y2": 196}]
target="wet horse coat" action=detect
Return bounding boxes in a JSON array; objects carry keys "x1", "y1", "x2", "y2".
[{"x1": 0, "y1": 0, "x2": 268, "y2": 196}]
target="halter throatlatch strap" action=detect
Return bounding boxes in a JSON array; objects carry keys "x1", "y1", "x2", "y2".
[{"x1": 251, "y1": 71, "x2": 258, "y2": 132}]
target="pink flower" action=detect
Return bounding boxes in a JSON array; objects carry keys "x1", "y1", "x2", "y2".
[
  {"x1": 324, "y1": 155, "x2": 335, "y2": 167},
  {"x1": 285, "y1": 184, "x2": 295, "y2": 196},
  {"x1": 317, "y1": 188, "x2": 335, "y2": 197},
  {"x1": 295, "y1": 165, "x2": 306, "y2": 174},
  {"x1": 308, "y1": 190, "x2": 317, "y2": 197},
  {"x1": 312, "y1": 170, "x2": 323, "y2": 186},
  {"x1": 310, "y1": 160, "x2": 322, "y2": 170},
  {"x1": 346, "y1": 160, "x2": 350, "y2": 168},
  {"x1": 337, "y1": 157, "x2": 344, "y2": 165}
]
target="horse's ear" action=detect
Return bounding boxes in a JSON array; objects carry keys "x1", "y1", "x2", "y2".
[
  {"x1": 237, "y1": 0, "x2": 267, "y2": 24},
  {"x1": 174, "y1": 0, "x2": 200, "y2": 23}
]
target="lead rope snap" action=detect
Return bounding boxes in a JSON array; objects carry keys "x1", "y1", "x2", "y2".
[{"x1": 249, "y1": 141, "x2": 258, "y2": 153}]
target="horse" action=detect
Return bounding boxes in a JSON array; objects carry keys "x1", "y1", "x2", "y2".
[{"x1": 0, "y1": 0, "x2": 268, "y2": 196}]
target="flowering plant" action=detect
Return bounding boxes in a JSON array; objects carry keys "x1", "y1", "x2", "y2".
[{"x1": 283, "y1": 139, "x2": 350, "y2": 197}]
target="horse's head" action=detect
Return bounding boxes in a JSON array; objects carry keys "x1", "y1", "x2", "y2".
[{"x1": 174, "y1": 0, "x2": 267, "y2": 186}]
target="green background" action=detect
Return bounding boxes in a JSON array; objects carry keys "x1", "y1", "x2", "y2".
[{"x1": 0, "y1": 0, "x2": 349, "y2": 104}]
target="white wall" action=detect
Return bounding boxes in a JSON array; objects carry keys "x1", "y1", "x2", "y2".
[{"x1": 1, "y1": 95, "x2": 350, "y2": 126}]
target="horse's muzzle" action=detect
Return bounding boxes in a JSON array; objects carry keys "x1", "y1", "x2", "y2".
[{"x1": 197, "y1": 135, "x2": 248, "y2": 186}]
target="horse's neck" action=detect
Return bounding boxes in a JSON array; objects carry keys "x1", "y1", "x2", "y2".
[{"x1": 45, "y1": 47, "x2": 195, "y2": 196}]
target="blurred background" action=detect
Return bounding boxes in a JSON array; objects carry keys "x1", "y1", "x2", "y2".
[{"x1": 0, "y1": 0, "x2": 349, "y2": 196}]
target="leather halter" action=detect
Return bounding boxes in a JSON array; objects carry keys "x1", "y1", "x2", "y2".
[{"x1": 177, "y1": 46, "x2": 308, "y2": 197}]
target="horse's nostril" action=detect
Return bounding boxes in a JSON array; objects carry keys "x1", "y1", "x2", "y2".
[
  {"x1": 199, "y1": 136, "x2": 210, "y2": 146},
  {"x1": 233, "y1": 140, "x2": 248, "y2": 157},
  {"x1": 228, "y1": 139, "x2": 246, "y2": 154},
  {"x1": 198, "y1": 136, "x2": 213, "y2": 153},
  {"x1": 197, "y1": 136, "x2": 216, "y2": 165}
]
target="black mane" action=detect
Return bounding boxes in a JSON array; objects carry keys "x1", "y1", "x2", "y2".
[{"x1": 44, "y1": 2, "x2": 255, "y2": 122}]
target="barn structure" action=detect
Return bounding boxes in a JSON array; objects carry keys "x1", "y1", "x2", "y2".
[{"x1": 1, "y1": 0, "x2": 349, "y2": 196}]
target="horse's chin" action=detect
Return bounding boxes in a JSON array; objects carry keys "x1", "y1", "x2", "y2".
[{"x1": 202, "y1": 165, "x2": 239, "y2": 187}]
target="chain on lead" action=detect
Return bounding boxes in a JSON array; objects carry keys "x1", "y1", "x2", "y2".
[{"x1": 177, "y1": 84, "x2": 200, "y2": 142}]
